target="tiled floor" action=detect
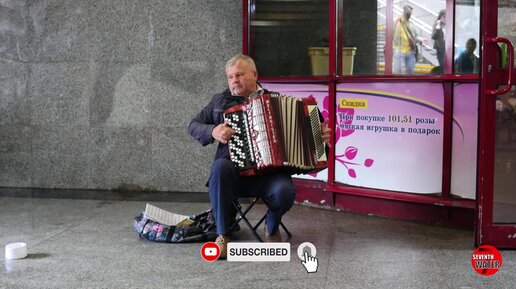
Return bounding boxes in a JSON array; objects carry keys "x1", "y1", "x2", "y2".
[{"x1": 1, "y1": 191, "x2": 515, "y2": 289}]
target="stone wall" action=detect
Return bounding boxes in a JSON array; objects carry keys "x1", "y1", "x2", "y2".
[{"x1": 0, "y1": 0, "x2": 242, "y2": 192}]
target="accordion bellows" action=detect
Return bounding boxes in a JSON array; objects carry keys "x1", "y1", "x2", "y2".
[{"x1": 224, "y1": 93, "x2": 327, "y2": 176}]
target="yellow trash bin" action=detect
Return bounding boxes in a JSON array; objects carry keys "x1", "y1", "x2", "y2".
[{"x1": 308, "y1": 47, "x2": 356, "y2": 75}]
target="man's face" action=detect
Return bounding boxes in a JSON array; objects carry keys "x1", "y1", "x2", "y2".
[
  {"x1": 226, "y1": 60, "x2": 258, "y2": 96},
  {"x1": 404, "y1": 7, "x2": 413, "y2": 20},
  {"x1": 466, "y1": 42, "x2": 476, "y2": 54}
]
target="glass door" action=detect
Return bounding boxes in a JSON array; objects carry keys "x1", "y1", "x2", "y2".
[{"x1": 476, "y1": 0, "x2": 516, "y2": 248}]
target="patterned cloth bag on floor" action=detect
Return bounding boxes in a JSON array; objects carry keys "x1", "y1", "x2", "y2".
[{"x1": 134, "y1": 209, "x2": 217, "y2": 243}]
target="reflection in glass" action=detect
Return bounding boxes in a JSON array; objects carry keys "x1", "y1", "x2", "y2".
[
  {"x1": 377, "y1": 0, "x2": 445, "y2": 75},
  {"x1": 493, "y1": 2, "x2": 516, "y2": 223},
  {"x1": 250, "y1": 0, "x2": 328, "y2": 77},
  {"x1": 341, "y1": 0, "x2": 377, "y2": 75},
  {"x1": 392, "y1": 4, "x2": 420, "y2": 75},
  {"x1": 431, "y1": 9, "x2": 446, "y2": 73},
  {"x1": 455, "y1": 38, "x2": 479, "y2": 73},
  {"x1": 250, "y1": 0, "x2": 458, "y2": 77},
  {"x1": 494, "y1": 89, "x2": 516, "y2": 223},
  {"x1": 454, "y1": 0, "x2": 480, "y2": 74}
]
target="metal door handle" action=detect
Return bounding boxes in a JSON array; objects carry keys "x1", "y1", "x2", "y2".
[{"x1": 486, "y1": 37, "x2": 514, "y2": 95}]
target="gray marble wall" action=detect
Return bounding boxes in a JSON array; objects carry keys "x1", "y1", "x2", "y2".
[{"x1": 0, "y1": 0, "x2": 241, "y2": 192}]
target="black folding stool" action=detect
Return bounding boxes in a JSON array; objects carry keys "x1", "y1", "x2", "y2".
[{"x1": 229, "y1": 197, "x2": 292, "y2": 242}]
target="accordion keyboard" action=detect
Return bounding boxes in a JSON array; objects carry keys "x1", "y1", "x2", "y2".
[
  {"x1": 225, "y1": 110, "x2": 255, "y2": 169},
  {"x1": 249, "y1": 98, "x2": 272, "y2": 166}
]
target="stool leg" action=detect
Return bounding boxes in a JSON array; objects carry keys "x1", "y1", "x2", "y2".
[
  {"x1": 254, "y1": 214, "x2": 266, "y2": 232},
  {"x1": 231, "y1": 200, "x2": 263, "y2": 242},
  {"x1": 280, "y1": 222, "x2": 292, "y2": 240},
  {"x1": 228, "y1": 201, "x2": 242, "y2": 233}
]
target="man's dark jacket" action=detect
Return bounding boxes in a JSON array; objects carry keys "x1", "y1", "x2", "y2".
[{"x1": 188, "y1": 88, "x2": 271, "y2": 162}]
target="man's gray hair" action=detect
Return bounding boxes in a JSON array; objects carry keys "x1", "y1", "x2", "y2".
[{"x1": 225, "y1": 54, "x2": 257, "y2": 71}]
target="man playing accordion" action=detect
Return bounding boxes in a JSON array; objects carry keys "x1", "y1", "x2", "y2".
[{"x1": 188, "y1": 54, "x2": 331, "y2": 259}]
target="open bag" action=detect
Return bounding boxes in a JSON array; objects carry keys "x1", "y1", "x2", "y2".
[{"x1": 134, "y1": 209, "x2": 217, "y2": 243}]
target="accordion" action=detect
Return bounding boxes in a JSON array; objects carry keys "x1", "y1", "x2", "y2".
[{"x1": 223, "y1": 93, "x2": 327, "y2": 176}]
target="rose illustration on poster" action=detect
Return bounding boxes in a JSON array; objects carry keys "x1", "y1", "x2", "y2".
[
  {"x1": 312, "y1": 94, "x2": 375, "y2": 179},
  {"x1": 335, "y1": 146, "x2": 374, "y2": 178}
]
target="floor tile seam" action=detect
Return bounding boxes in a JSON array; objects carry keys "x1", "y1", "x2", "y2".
[
  {"x1": 29, "y1": 225, "x2": 81, "y2": 249},
  {"x1": 321, "y1": 220, "x2": 338, "y2": 289},
  {"x1": 29, "y1": 211, "x2": 106, "y2": 248}
]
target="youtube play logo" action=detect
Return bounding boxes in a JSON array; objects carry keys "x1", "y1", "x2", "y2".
[{"x1": 201, "y1": 242, "x2": 220, "y2": 262}]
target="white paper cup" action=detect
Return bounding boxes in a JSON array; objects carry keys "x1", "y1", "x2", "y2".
[{"x1": 5, "y1": 242, "x2": 27, "y2": 260}]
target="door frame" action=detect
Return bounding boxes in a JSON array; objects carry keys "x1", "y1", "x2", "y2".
[{"x1": 476, "y1": 0, "x2": 516, "y2": 248}]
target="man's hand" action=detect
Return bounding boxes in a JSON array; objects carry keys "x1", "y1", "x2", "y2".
[
  {"x1": 321, "y1": 119, "x2": 332, "y2": 147},
  {"x1": 212, "y1": 122, "x2": 235, "y2": 144}
]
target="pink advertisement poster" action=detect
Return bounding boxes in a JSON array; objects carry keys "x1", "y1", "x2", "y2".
[
  {"x1": 262, "y1": 82, "x2": 465, "y2": 194},
  {"x1": 451, "y1": 84, "x2": 478, "y2": 200},
  {"x1": 334, "y1": 83, "x2": 444, "y2": 193}
]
